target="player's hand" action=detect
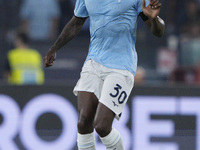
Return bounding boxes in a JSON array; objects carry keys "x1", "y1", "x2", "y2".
[
  {"x1": 142, "y1": 0, "x2": 162, "y2": 19},
  {"x1": 43, "y1": 49, "x2": 56, "y2": 68}
]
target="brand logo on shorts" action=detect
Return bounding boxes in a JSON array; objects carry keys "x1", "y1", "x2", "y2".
[{"x1": 112, "y1": 101, "x2": 119, "y2": 107}]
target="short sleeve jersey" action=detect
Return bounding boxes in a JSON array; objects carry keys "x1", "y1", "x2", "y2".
[{"x1": 74, "y1": 0, "x2": 149, "y2": 75}]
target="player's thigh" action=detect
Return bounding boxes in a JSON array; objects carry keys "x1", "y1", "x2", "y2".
[{"x1": 77, "y1": 91, "x2": 99, "y2": 121}]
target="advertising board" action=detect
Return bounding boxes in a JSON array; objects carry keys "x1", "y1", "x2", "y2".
[{"x1": 0, "y1": 85, "x2": 199, "y2": 150}]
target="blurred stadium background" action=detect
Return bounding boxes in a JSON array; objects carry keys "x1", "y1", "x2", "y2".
[{"x1": 0, "y1": 0, "x2": 200, "y2": 150}]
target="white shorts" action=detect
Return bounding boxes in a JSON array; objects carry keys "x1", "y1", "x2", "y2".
[{"x1": 73, "y1": 59, "x2": 134, "y2": 120}]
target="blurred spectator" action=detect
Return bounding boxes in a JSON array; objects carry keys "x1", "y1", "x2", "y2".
[
  {"x1": 19, "y1": 0, "x2": 61, "y2": 42},
  {"x1": 3, "y1": 31, "x2": 44, "y2": 85},
  {"x1": 179, "y1": 0, "x2": 200, "y2": 66},
  {"x1": 179, "y1": 0, "x2": 200, "y2": 38},
  {"x1": 134, "y1": 67, "x2": 146, "y2": 85},
  {"x1": 164, "y1": 0, "x2": 186, "y2": 35},
  {"x1": 170, "y1": 66, "x2": 200, "y2": 84},
  {"x1": 168, "y1": 0, "x2": 200, "y2": 84}
]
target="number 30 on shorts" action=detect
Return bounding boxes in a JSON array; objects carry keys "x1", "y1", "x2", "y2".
[{"x1": 110, "y1": 84, "x2": 127, "y2": 104}]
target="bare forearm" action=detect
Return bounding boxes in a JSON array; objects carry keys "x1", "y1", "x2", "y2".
[
  {"x1": 150, "y1": 16, "x2": 165, "y2": 37},
  {"x1": 50, "y1": 16, "x2": 86, "y2": 52}
]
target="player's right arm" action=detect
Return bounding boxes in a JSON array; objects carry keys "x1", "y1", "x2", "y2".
[{"x1": 43, "y1": 16, "x2": 87, "y2": 68}]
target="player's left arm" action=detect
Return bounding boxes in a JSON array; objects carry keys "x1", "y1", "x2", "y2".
[{"x1": 142, "y1": 0, "x2": 165, "y2": 37}]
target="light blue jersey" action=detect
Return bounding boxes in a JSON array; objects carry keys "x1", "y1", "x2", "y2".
[{"x1": 74, "y1": 0, "x2": 149, "y2": 75}]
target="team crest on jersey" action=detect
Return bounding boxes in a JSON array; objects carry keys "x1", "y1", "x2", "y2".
[{"x1": 112, "y1": 101, "x2": 119, "y2": 107}]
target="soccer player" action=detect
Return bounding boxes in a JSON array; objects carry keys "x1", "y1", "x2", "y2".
[{"x1": 43, "y1": 0, "x2": 165, "y2": 149}]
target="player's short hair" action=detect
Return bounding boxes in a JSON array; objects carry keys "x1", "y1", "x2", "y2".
[{"x1": 15, "y1": 31, "x2": 30, "y2": 45}]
